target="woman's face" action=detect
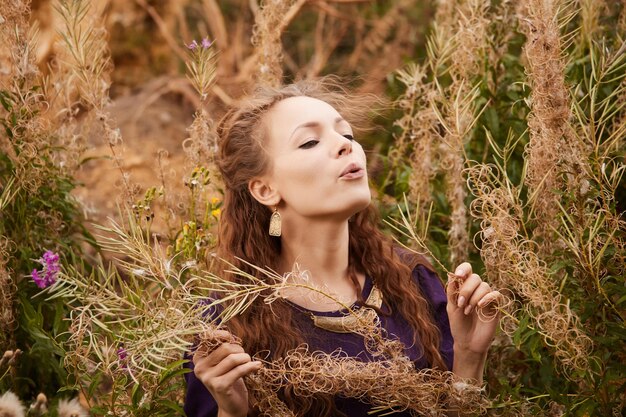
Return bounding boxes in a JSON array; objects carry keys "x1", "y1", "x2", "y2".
[{"x1": 257, "y1": 96, "x2": 371, "y2": 221}]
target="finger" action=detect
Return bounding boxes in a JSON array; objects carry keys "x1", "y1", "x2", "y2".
[
  {"x1": 456, "y1": 273, "x2": 482, "y2": 309},
  {"x1": 476, "y1": 291, "x2": 503, "y2": 321},
  {"x1": 466, "y1": 282, "x2": 491, "y2": 315},
  {"x1": 477, "y1": 290, "x2": 502, "y2": 309},
  {"x1": 201, "y1": 352, "x2": 253, "y2": 380},
  {"x1": 194, "y1": 342, "x2": 244, "y2": 366},
  {"x1": 211, "y1": 360, "x2": 263, "y2": 393},
  {"x1": 453, "y1": 262, "x2": 473, "y2": 279},
  {"x1": 446, "y1": 273, "x2": 461, "y2": 305}
]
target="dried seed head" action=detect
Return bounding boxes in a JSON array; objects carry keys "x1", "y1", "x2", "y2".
[
  {"x1": 28, "y1": 393, "x2": 47, "y2": 415},
  {"x1": 0, "y1": 391, "x2": 25, "y2": 417},
  {"x1": 7, "y1": 349, "x2": 22, "y2": 366},
  {"x1": 57, "y1": 398, "x2": 88, "y2": 417}
]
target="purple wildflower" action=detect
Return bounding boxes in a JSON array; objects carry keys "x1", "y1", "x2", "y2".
[
  {"x1": 201, "y1": 37, "x2": 213, "y2": 49},
  {"x1": 31, "y1": 250, "x2": 60, "y2": 288},
  {"x1": 187, "y1": 40, "x2": 199, "y2": 50},
  {"x1": 32, "y1": 269, "x2": 46, "y2": 289},
  {"x1": 117, "y1": 347, "x2": 128, "y2": 361},
  {"x1": 117, "y1": 347, "x2": 129, "y2": 369}
]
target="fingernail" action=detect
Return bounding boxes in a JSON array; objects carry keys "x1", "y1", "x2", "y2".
[
  {"x1": 457, "y1": 296, "x2": 466, "y2": 308},
  {"x1": 464, "y1": 305, "x2": 473, "y2": 315}
]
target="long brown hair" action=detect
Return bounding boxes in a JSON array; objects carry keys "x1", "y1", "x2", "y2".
[{"x1": 215, "y1": 77, "x2": 446, "y2": 416}]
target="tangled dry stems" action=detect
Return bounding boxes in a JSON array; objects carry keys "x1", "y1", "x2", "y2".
[
  {"x1": 50, "y1": 214, "x2": 499, "y2": 415},
  {"x1": 468, "y1": 164, "x2": 593, "y2": 375},
  {"x1": 206, "y1": 319, "x2": 490, "y2": 416},
  {"x1": 521, "y1": 0, "x2": 591, "y2": 254},
  {"x1": 250, "y1": 348, "x2": 487, "y2": 417}
]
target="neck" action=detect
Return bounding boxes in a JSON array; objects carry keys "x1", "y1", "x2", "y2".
[{"x1": 278, "y1": 217, "x2": 351, "y2": 289}]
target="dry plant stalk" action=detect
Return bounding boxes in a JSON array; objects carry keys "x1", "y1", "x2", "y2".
[
  {"x1": 393, "y1": 64, "x2": 437, "y2": 210},
  {"x1": 520, "y1": 0, "x2": 590, "y2": 252},
  {"x1": 0, "y1": 1, "x2": 71, "y2": 195},
  {"x1": 53, "y1": 0, "x2": 111, "y2": 111},
  {"x1": 0, "y1": 0, "x2": 36, "y2": 89},
  {"x1": 51, "y1": 0, "x2": 137, "y2": 201},
  {"x1": 244, "y1": 307, "x2": 487, "y2": 416},
  {"x1": 441, "y1": 0, "x2": 491, "y2": 81},
  {"x1": 394, "y1": 0, "x2": 491, "y2": 267},
  {"x1": 249, "y1": 348, "x2": 487, "y2": 417},
  {"x1": 183, "y1": 39, "x2": 220, "y2": 172},
  {"x1": 50, "y1": 213, "x2": 491, "y2": 415},
  {"x1": 577, "y1": 0, "x2": 606, "y2": 47},
  {"x1": 434, "y1": 78, "x2": 478, "y2": 268},
  {"x1": 0, "y1": 247, "x2": 16, "y2": 350},
  {"x1": 436, "y1": 0, "x2": 491, "y2": 267},
  {"x1": 467, "y1": 164, "x2": 593, "y2": 375},
  {"x1": 251, "y1": 0, "x2": 304, "y2": 87}
]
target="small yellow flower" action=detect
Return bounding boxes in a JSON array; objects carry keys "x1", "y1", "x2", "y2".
[
  {"x1": 211, "y1": 197, "x2": 220, "y2": 205},
  {"x1": 211, "y1": 208, "x2": 221, "y2": 218}
]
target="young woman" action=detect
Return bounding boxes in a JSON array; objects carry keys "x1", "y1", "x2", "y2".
[{"x1": 184, "y1": 79, "x2": 501, "y2": 417}]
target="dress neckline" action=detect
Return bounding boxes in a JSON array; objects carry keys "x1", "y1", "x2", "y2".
[{"x1": 284, "y1": 275, "x2": 374, "y2": 317}]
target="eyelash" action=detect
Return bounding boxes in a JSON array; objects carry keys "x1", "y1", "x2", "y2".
[{"x1": 299, "y1": 134, "x2": 355, "y2": 149}]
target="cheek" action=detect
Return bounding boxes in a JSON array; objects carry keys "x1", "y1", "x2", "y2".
[
  {"x1": 273, "y1": 155, "x2": 327, "y2": 195},
  {"x1": 355, "y1": 144, "x2": 367, "y2": 162}
]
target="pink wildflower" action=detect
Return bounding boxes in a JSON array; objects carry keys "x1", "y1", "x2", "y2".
[{"x1": 31, "y1": 250, "x2": 60, "y2": 288}]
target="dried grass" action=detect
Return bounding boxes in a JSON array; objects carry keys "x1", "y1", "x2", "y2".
[
  {"x1": 251, "y1": 0, "x2": 306, "y2": 87},
  {"x1": 521, "y1": 0, "x2": 591, "y2": 253},
  {"x1": 47, "y1": 211, "x2": 495, "y2": 415},
  {"x1": 249, "y1": 347, "x2": 487, "y2": 417},
  {"x1": 0, "y1": 0, "x2": 35, "y2": 89},
  {"x1": 467, "y1": 163, "x2": 593, "y2": 375},
  {"x1": 393, "y1": 0, "x2": 493, "y2": 266},
  {"x1": 240, "y1": 312, "x2": 488, "y2": 416},
  {"x1": 0, "y1": 246, "x2": 16, "y2": 350},
  {"x1": 393, "y1": 64, "x2": 436, "y2": 209}
]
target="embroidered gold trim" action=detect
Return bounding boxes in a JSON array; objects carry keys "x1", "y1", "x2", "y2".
[{"x1": 311, "y1": 286, "x2": 383, "y2": 333}]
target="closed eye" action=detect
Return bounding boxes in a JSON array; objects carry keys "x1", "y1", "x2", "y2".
[
  {"x1": 299, "y1": 139, "x2": 319, "y2": 149},
  {"x1": 343, "y1": 134, "x2": 354, "y2": 141}
]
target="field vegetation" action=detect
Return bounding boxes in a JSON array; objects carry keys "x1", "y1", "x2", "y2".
[{"x1": 0, "y1": 0, "x2": 624, "y2": 415}]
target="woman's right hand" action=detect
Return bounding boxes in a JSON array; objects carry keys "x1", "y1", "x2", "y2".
[{"x1": 193, "y1": 330, "x2": 263, "y2": 417}]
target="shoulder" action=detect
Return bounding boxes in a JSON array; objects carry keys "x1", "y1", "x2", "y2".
[
  {"x1": 391, "y1": 246, "x2": 445, "y2": 305},
  {"x1": 392, "y1": 246, "x2": 436, "y2": 273}
]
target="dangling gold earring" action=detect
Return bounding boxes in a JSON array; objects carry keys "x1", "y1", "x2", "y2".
[{"x1": 269, "y1": 206, "x2": 282, "y2": 237}]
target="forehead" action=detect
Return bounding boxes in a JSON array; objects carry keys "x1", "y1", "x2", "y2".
[{"x1": 265, "y1": 96, "x2": 343, "y2": 134}]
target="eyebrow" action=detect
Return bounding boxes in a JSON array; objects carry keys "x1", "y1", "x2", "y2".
[{"x1": 289, "y1": 117, "x2": 349, "y2": 142}]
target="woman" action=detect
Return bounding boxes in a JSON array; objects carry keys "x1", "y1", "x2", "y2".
[{"x1": 184, "y1": 79, "x2": 501, "y2": 417}]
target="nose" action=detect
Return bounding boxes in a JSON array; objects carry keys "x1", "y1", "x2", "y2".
[{"x1": 337, "y1": 135, "x2": 353, "y2": 157}]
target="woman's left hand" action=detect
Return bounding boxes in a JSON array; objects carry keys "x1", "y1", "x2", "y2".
[{"x1": 446, "y1": 262, "x2": 501, "y2": 355}]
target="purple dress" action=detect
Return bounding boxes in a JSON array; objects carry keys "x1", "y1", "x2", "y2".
[{"x1": 184, "y1": 264, "x2": 454, "y2": 417}]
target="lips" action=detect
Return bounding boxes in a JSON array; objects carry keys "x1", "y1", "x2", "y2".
[{"x1": 339, "y1": 163, "x2": 365, "y2": 179}]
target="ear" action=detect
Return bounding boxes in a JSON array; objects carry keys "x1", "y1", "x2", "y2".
[{"x1": 248, "y1": 177, "x2": 281, "y2": 208}]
